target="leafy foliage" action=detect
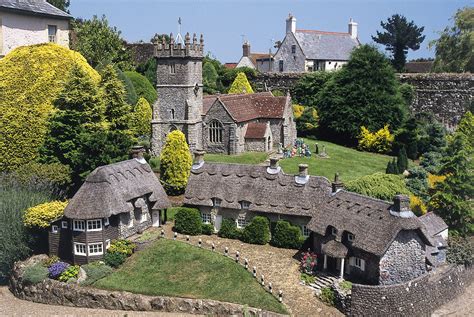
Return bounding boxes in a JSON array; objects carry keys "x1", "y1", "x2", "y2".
[
  {"x1": 420, "y1": 152, "x2": 443, "y2": 174},
  {"x1": 372, "y1": 14, "x2": 425, "y2": 71},
  {"x1": 201, "y1": 223, "x2": 214, "y2": 235},
  {"x1": 291, "y1": 71, "x2": 333, "y2": 107},
  {"x1": 410, "y1": 195, "x2": 427, "y2": 216},
  {"x1": 46, "y1": 0, "x2": 70, "y2": 12},
  {"x1": 13, "y1": 162, "x2": 71, "y2": 191},
  {"x1": 297, "y1": 107, "x2": 319, "y2": 137},
  {"x1": 405, "y1": 167, "x2": 429, "y2": 201},
  {"x1": 203, "y1": 62, "x2": 219, "y2": 94},
  {"x1": 320, "y1": 287, "x2": 336, "y2": 306},
  {"x1": 174, "y1": 207, "x2": 202, "y2": 235},
  {"x1": 23, "y1": 201, "x2": 68, "y2": 229},
  {"x1": 104, "y1": 252, "x2": 127, "y2": 268},
  {"x1": 270, "y1": 221, "x2": 303, "y2": 249},
  {"x1": 48, "y1": 261, "x2": 69, "y2": 279},
  {"x1": 218, "y1": 218, "x2": 241, "y2": 239},
  {"x1": 292, "y1": 104, "x2": 304, "y2": 119},
  {"x1": 228, "y1": 72, "x2": 254, "y2": 94},
  {"x1": 446, "y1": 234, "x2": 473, "y2": 266},
  {"x1": 42, "y1": 256, "x2": 59, "y2": 268},
  {"x1": 240, "y1": 216, "x2": 270, "y2": 245},
  {"x1": 386, "y1": 158, "x2": 399, "y2": 175},
  {"x1": 300, "y1": 272, "x2": 315, "y2": 284},
  {"x1": 23, "y1": 263, "x2": 49, "y2": 285},
  {"x1": 159, "y1": 131, "x2": 192, "y2": 195},
  {"x1": 124, "y1": 71, "x2": 157, "y2": 104},
  {"x1": 116, "y1": 67, "x2": 138, "y2": 105},
  {"x1": 397, "y1": 146, "x2": 409, "y2": 172},
  {"x1": 345, "y1": 172, "x2": 411, "y2": 201},
  {"x1": 300, "y1": 251, "x2": 317, "y2": 273},
  {"x1": 358, "y1": 125, "x2": 394, "y2": 154},
  {"x1": 81, "y1": 262, "x2": 113, "y2": 285},
  {"x1": 108, "y1": 239, "x2": 136, "y2": 256},
  {"x1": 59, "y1": 265, "x2": 79, "y2": 282},
  {"x1": 136, "y1": 57, "x2": 157, "y2": 87},
  {"x1": 0, "y1": 43, "x2": 99, "y2": 171},
  {"x1": 130, "y1": 97, "x2": 152, "y2": 138}
]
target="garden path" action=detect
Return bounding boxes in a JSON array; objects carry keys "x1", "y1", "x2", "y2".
[{"x1": 160, "y1": 224, "x2": 342, "y2": 316}]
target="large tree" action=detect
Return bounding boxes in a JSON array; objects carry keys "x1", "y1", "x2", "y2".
[
  {"x1": 431, "y1": 7, "x2": 474, "y2": 73},
  {"x1": 372, "y1": 14, "x2": 425, "y2": 71},
  {"x1": 317, "y1": 45, "x2": 407, "y2": 145},
  {"x1": 46, "y1": 0, "x2": 70, "y2": 12}
]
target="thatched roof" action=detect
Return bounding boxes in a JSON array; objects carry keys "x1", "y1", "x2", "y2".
[
  {"x1": 184, "y1": 162, "x2": 331, "y2": 217},
  {"x1": 307, "y1": 190, "x2": 433, "y2": 257},
  {"x1": 419, "y1": 212, "x2": 448, "y2": 236},
  {"x1": 322, "y1": 238, "x2": 348, "y2": 258},
  {"x1": 64, "y1": 159, "x2": 171, "y2": 219}
]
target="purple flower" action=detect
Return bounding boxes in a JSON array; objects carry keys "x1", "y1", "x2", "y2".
[{"x1": 48, "y1": 261, "x2": 69, "y2": 279}]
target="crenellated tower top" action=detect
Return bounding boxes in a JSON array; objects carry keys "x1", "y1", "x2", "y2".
[{"x1": 154, "y1": 32, "x2": 204, "y2": 58}]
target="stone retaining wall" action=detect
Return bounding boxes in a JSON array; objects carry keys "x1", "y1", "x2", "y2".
[
  {"x1": 350, "y1": 264, "x2": 473, "y2": 316},
  {"x1": 9, "y1": 256, "x2": 283, "y2": 317}
]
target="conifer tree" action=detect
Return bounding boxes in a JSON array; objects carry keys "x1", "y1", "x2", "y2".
[
  {"x1": 397, "y1": 146, "x2": 408, "y2": 173},
  {"x1": 130, "y1": 97, "x2": 152, "y2": 138},
  {"x1": 228, "y1": 72, "x2": 254, "y2": 94}
]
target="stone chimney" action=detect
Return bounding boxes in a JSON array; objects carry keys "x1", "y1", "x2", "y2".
[
  {"x1": 348, "y1": 18, "x2": 358, "y2": 39},
  {"x1": 286, "y1": 14, "x2": 297, "y2": 34},
  {"x1": 267, "y1": 157, "x2": 281, "y2": 174},
  {"x1": 242, "y1": 41, "x2": 250, "y2": 57},
  {"x1": 390, "y1": 194, "x2": 414, "y2": 218},
  {"x1": 192, "y1": 149, "x2": 206, "y2": 170},
  {"x1": 331, "y1": 173, "x2": 344, "y2": 193},
  {"x1": 130, "y1": 145, "x2": 146, "y2": 164},
  {"x1": 295, "y1": 164, "x2": 309, "y2": 184}
]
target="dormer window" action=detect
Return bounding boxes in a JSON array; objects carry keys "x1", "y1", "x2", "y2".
[
  {"x1": 212, "y1": 198, "x2": 221, "y2": 207},
  {"x1": 331, "y1": 227, "x2": 337, "y2": 236},
  {"x1": 241, "y1": 201, "x2": 250, "y2": 209}
]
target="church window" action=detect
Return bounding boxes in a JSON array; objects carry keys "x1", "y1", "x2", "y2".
[
  {"x1": 170, "y1": 109, "x2": 175, "y2": 119},
  {"x1": 170, "y1": 63, "x2": 176, "y2": 74},
  {"x1": 209, "y1": 120, "x2": 223, "y2": 143},
  {"x1": 279, "y1": 60, "x2": 284, "y2": 72}
]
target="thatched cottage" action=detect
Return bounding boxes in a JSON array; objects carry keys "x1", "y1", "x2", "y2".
[
  {"x1": 184, "y1": 152, "x2": 447, "y2": 285},
  {"x1": 48, "y1": 149, "x2": 171, "y2": 264}
]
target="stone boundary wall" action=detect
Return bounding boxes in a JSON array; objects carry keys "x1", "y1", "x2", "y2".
[
  {"x1": 9, "y1": 256, "x2": 283, "y2": 316},
  {"x1": 349, "y1": 264, "x2": 473, "y2": 316},
  {"x1": 126, "y1": 43, "x2": 155, "y2": 65}
]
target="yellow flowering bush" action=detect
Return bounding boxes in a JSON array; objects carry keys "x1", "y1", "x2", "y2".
[
  {"x1": 23, "y1": 201, "x2": 68, "y2": 228},
  {"x1": 409, "y1": 195, "x2": 427, "y2": 216},
  {"x1": 293, "y1": 104, "x2": 305, "y2": 119},
  {"x1": 0, "y1": 43, "x2": 100, "y2": 171},
  {"x1": 427, "y1": 173, "x2": 447, "y2": 189},
  {"x1": 358, "y1": 125, "x2": 394, "y2": 154}
]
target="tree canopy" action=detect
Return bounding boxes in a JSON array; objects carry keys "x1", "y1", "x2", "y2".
[
  {"x1": 46, "y1": 0, "x2": 70, "y2": 12},
  {"x1": 372, "y1": 14, "x2": 425, "y2": 72}
]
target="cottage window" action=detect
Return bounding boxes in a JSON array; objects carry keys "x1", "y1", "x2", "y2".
[
  {"x1": 351, "y1": 257, "x2": 365, "y2": 271},
  {"x1": 140, "y1": 212, "x2": 147, "y2": 223},
  {"x1": 209, "y1": 120, "x2": 223, "y2": 143},
  {"x1": 48, "y1": 25, "x2": 57, "y2": 43},
  {"x1": 237, "y1": 215, "x2": 248, "y2": 229},
  {"x1": 73, "y1": 220, "x2": 85, "y2": 232},
  {"x1": 106, "y1": 239, "x2": 111, "y2": 249},
  {"x1": 279, "y1": 60, "x2": 284, "y2": 72},
  {"x1": 241, "y1": 201, "x2": 250, "y2": 209},
  {"x1": 347, "y1": 233, "x2": 354, "y2": 242},
  {"x1": 87, "y1": 219, "x2": 102, "y2": 231},
  {"x1": 51, "y1": 225, "x2": 59, "y2": 234},
  {"x1": 88, "y1": 243, "x2": 103, "y2": 256},
  {"x1": 170, "y1": 63, "x2": 176, "y2": 74},
  {"x1": 331, "y1": 227, "x2": 337, "y2": 236},
  {"x1": 302, "y1": 225, "x2": 311, "y2": 237},
  {"x1": 74, "y1": 243, "x2": 86, "y2": 256},
  {"x1": 201, "y1": 213, "x2": 211, "y2": 224},
  {"x1": 291, "y1": 45, "x2": 296, "y2": 54},
  {"x1": 104, "y1": 218, "x2": 109, "y2": 226},
  {"x1": 212, "y1": 198, "x2": 221, "y2": 207},
  {"x1": 61, "y1": 221, "x2": 68, "y2": 229}
]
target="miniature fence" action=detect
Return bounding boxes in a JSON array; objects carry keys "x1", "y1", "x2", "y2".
[{"x1": 163, "y1": 230, "x2": 284, "y2": 304}]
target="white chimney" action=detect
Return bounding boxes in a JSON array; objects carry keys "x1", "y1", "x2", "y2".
[
  {"x1": 348, "y1": 18, "x2": 358, "y2": 39},
  {"x1": 286, "y1": 14, "x2": 296, "y2": 34}
]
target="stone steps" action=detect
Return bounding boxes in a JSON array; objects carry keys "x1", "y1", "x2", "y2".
[{"x1": 309, "y1": 273, "x2": 338, "y2": 295}]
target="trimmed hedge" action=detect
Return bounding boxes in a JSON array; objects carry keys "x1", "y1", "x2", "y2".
[
  {"x1": 174, "y1": 207, "x2": 202, "y2": 235},
  {"x1": 271, "y1": 221, "x2": 304, "y2": 249},
  {"x1": 218, "y1": 218, "x2": 241, "y2": 239},
  {"x1": 345, "y1": 172, "x2": 411, "y2": 201},
  {"x1": 202, "y1": 223, "x2": 214, "y2": 235},
  {"x1": 241, "y1": 216, "x2": 270, "y2": 245},
  {"x1": 124, "y1": 71, "x2": 157, "y2": 104}
]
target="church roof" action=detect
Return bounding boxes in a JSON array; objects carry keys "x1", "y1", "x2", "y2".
[
  {"x1": 0, "y1": 0, "x2": 72, "y2": 19},
  {"x1": 294, "y1": 29, "x2": 359, "y2": 61},
  {"x1": 64, "y1": 159, "x2": 171, "y2": 219},
  {"x1": 203, "y1": 92, "x2": 288, "y2": 123},
  {"x1": 245, "y1": 122, "x2": 268, "y2": 139}
]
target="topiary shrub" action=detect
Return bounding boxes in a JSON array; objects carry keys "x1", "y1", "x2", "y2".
[
  {"x1": 23, "y1": 263, "x2": 49, "y2": 285},
  {"x1": 218, "y1": 218, "x2": 241, "y2": 239},
  {"x1": 159, "y1": 130, "x2": 192, "y2": 195},
  {"x1": 228, "y1": 72, "x2": 254, "y2": 94},
  {"x1": 130, "y1": 97, "x2": 152, "y2": 138},
  {"x1": 23, "y1": 201, "x2": 68, "y2": 229},
  {"x1": 124, "y1": 71, "x2": 157, "y2": 104},
  {"x1": 104, "y1": 252, "x2": 127, "y2": 268},
  {"x1": 59, "y1": 265, "x2": 79, "y2": 282},
  {"x1": 201, "y1": 223, "x2": 214, "y2": 235},
  {"x1": 240, "y1": 216, "x2": 270, "y2": 245},
  {"x1": 174, "y1": 207, "x2": 202, "y2": 235},
  {"x1": 270, "y1": 221, "x2": 303, "y2": 249},
  {"x1": 81, "y1": 261, "x2": 113, "y2": 285},
  {"x1": 0, "y1": 43, "x2": 100, "y2": 171},
  {"x1": 345, "y1": 172, "x2": 411, "y2": 201}
]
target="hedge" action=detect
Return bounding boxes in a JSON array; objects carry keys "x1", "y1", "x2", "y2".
[
  {"x1": 240, "y1": 216, "x2": 270, "y2": 245},
  {"x1": 270, "y1": 221, "x2": 304, "y2": 249},
  {"x1": 0, "y1": 43, "x2": 100, "y2": 171},
  {"x1": 218, "y1": 218, "x2": 241, "y2": 239},
  {"x1": 124, "y1": 71, "x2": 157, "y2": 104},
  {"x1": 174, "y1": 207, "x2": 202, "y2": 235},
  {"x1": 345, "y1": 172, "x2": 411, "y2": 201}
]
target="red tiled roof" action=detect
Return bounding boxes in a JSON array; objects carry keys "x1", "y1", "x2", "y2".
[
  {"x1": 224, "y1": 63, "x2": 238, "y2": 69},
  {"x1": 203, "y1": 92, "x2": 287, "y2": 123},
  {"x1": 245, "y1": 122, "x2": 268, "y2": 139}
]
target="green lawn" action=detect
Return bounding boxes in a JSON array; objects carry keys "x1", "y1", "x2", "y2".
[
  {"x1": 94, "y1": 239, "x2": 287, "y2": 314},
  {"x1": 205, "y1": 152, "x2": 269, "y2": 165}
]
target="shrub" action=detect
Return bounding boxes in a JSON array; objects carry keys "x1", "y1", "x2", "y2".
[
  {"x1": 104, "y1": 252, "x2": 127, "y2": 268},
  {"x1": 148, "y1": 156, "x2": 160, "y2": 172},
  {"x1": 397, "y1": 146, "x2": 409, "y2": 172},
  {"x1": 124, "y1": 71, "x2": 157, "y2": 104},
  {"x1": 420, "y1": 151, "x2": 443, "y2": 174},
  {"x1": 300, "y1": 273, "x2": 315, "y2": 284},
  {"x1": 385, "y1": 158, "x2": 399, "y2": 174},
  {"x1": 13, "y1": 162, "x2": 71, "y2": 190},
  {"x1": 228, "y1": 72, "x2": 254, "y2": 94},
  {"x1": 48, "y1": 261, "x2": 69, "y2": 279},
  {"x1": 320, "y1": 287, "x2": 336, "y2": 306},
  {"x1": 427, "y1": 173, "x2": 446, "y2": 189},
  {"x1": 201, "y1": 223, "x2": 214, "y2": 235},
  {"x1": 23, "y1": 200, "x2": 68, "y2": 229},
  {"x1": 174, "y1": 207, "x2": 202, "y2": 235},
  {"x1": 300, "y1": 251, "x2": 317, "y2": 274},
  {"x1": 116, "y1": 67, "x2": 138, "y2": 105},
  {"x1": 81, "y1": 262, "x2": 113, "y2": 285},
  {"x1": 59, "y1": 265, "x2": 79, "y2": 282},
  {"x1": 159, "y1": 130, "x2": 192, "y2": 195},
  {"x1": 405, "y1": 167, "x2": 429, "y2": 201},
  {"x1": 410, "y1": 195, "x2": 427, "y2": 216},
  {"x1": 292, "y1": 104, "x2": 304, "y2": 119},
  {"x1": 23, "y1": 263, "x2": 49, "y2": 285},
  {"x1": 358, "y1": 125, "x2": 394, "y2": 154},
  {"x1": 270, "y1": 221, "x2": 303, "y2": 249},
  {"x1": 0, "y1": 43, "x2": 100, "y2": 171},
  {"x1": 447, "y1": 234, "x2": 473, "y2": 266},
  {"x1": 130, "y1": 97, "x2": 152, "y2": 138},
  {"x1": 345, "y1": 173, "x2": 411, "y2": 201},
  {"x1": 240, "y1": 216, "x2": 270, "y2": 245},
  {"x1": 297, "y1": 107, "x2": 319, "y2": 137},
  {"x1": 339, "y1": 280, "x2": 353, "y2": 291},
  {"x1": 218, "y1": 218, "x2": 241, "y2": 239},
  {"x1": 108, "y1": 239, "x2": 136, "y2": 256},
  {"x1": 42, "y1": 255, "x2": 60, "y2": 268}
]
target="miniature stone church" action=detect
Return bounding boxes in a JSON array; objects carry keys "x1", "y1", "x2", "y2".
[{"x1": 151, "y1": 32, "x2": 296, "y2": 155}]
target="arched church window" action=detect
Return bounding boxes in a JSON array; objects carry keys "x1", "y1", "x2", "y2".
[
  {"x1": 209, "y1": 120, "x2": 223, "y2": 143},
  {"x1": 169, "y1": 125, "x2": 177, "y2": 132}
]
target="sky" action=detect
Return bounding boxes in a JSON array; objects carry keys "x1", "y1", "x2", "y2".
[{"x1": 69, "y1": 0, "x2": 471, "y2": 63}]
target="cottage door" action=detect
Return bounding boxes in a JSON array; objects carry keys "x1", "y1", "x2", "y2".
[
  {"x1": 215, "y1": 215, "x2": 222, "y2": 231},
  {"x1": 152, "y1": 211, "x2": 160, "y2": 227}
]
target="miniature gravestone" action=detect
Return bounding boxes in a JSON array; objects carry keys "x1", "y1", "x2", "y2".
[
  {"x1": 319, "y1": 145, "x2": 330, "y2": 158},
  {"x1": 315, "y1": 143, "x2": 319, "y2": 154}
]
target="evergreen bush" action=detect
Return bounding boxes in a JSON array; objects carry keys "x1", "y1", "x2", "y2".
[
  {"x1": 116, "y1": 67, "x2": 138, "y2": 105},
  {"x1": 420, "y1": 151, "x2": 443, "y2": 174},
  {"x1": 124, "y1": 71, "x2": 157, "y2": 104},
  {"x1": 218, "y1": 218, "x2": 241, "y2": 239},
  {"x1": 345, "y1": 173, "x2": 411, "y2": 201},
  {"x1": 405, "y1": 167, "x2": 429, "y2": 201},
  {"x1": 228, "y1": 72, "x2": 254, "y2": 94},
  {"x1": 397, "y1": 146, "x2": 409, "y2": 172},
  {"x1": 23, "y1": 201, "x2": 68, "y2": 229},
  {"x1": 240, "y1": 216, "x2": 270, "y2": 245},
  {"x1": 270, "y1": 221, "x2": 303, "y2": 249},
  {"x1": 174, "y1": 207, "x2": 202, "y2": 235},
  {"x1": 385, "y1": 158, "x2": 399, "y2": 174},
  {"x1": 13, "y1": 162, "x2": 71, "y2": 191},
  {"x1": 23, "y1": 263, "x2": 49, "y2": 285},
  {"x1": 130, "y1": 97, "x2": 152, "y2": 138},
  {"x1": 104, "y1": 251, "x2": 127, "y2": 268},
  {"x1": 201, "y1": 223, "x2": 214, "y2": 235}
]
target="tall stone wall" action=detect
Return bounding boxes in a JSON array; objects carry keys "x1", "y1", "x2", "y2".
[{"x1": 126, "y1": 43, "x2": 155, "y2": 65}]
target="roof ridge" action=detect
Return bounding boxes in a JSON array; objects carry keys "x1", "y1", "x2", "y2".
[
  {"x1": 296, "y1": 29, "x2": 351, "y2": 36},
  {"x1": 337, "y1": 189, "x2": 392, "y2": 205}
]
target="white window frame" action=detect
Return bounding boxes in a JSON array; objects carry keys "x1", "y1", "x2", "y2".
[
  {"x1": 240, "y1": 201, "x2": 250, "y2": 209},
  {"x1": 212, "y1": 198, "x2": 221, "y2": 207},
  {"x1": 104, "y1": 217, "x2": 109, "y2": 226},
  {"x1": 61, "y1": 221, "x2": 68, "y2": 229},
  {"x1": 73, "y1": 220, "x2": 85, "y2": 232},
  {"x1": 170, "y1": 63, "x2": 176, "y2": 74},
  {"x1": 51, "y1": 225, "x2": 59, "y2": 233},
  {"x1": 105, "y1": 239, "x2": 111, "y2": 249},
  {"x1": 48, "y1": 25, "x2": 57, "y2": 43},
  {"x1": 140, "y1": 212, "x2": 147, "y2": 223},
  {"x1": 236, "y1": 215, "x2": 248, "y2": 229},
  {"x1": 87, "y1": 219, "x2": 102, "y2": 232},
  {"x1": 331, "y1": 227, "x2": 337, "y2": 236},
  {"x1": 351, "y1": 257, "x2": 365, "y2": 271},
  {"x1": 88, "y1": 242, "x2": 103, "y2": 256},
  {"x1": 201, "y1": 213, "x2": 211, "y2": 224},
  {"x1": 74, "y1": 242, "x2": 86, "y2": 256},
  {"x1": 348, "y1": 233, "x2": 354, "y2": 242},
  {"x1": 302, "y1": 225, "x2": 311, "y2": 237}
]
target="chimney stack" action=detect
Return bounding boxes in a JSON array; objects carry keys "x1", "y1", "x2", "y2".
[
  {"x1": 286, "y1": 14, "x2": 296, "y2": 34},
  {"x1": 390, "y1": 194, "x2": 415, "y2": 218},
  {"x1": 130, "y1": 145, "x2": 146, "y2": 163},
  {"x1": 267, "y1": 157, "x2": 281, "y2": 174},
  {"x1": 348, "y1": 18, "x2": 358, "y2": 39},
  {"x1": 192, "y1": 149, "x2": 206, "y2": 169},
  {"x1": 331, "y1": 172, "x2": 344, "y2": 193},
  {"x1": 242, "y1": 41, "x2": 250, "y2": 57},
  {"x1": 295, "y1": 164, "x2": 309, "y2": 184}
]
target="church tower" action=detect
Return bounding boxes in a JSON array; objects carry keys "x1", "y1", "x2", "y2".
[{"x1": 151, "y1": 32, "x2": 204, "y2": 156}]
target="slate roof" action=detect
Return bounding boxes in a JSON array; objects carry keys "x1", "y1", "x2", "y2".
[
  {"x1": 294, "y1": 30, "x2": 359, "y2": 61},
  {"x1": 245, "y1": 122, "x2": 268, "y2": 139},
  {"x1": 64, "y1": 159, "x2": 171, "y2": 219},
  {"x1": 307, "y1": 190, "x2": 433, "y2": 257},
  {"x1": 0, "y1": 0, "x2": 72, "y2": 19},
  {"x1": 419, "y1": 212, "x2": 448, "y2": 236},
  {"x1": 203, "y1": 92, "x2": 288, "y2": 123},
  {"x1": 184, "y1": 162, "x2": 332, "y2": 217}
]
